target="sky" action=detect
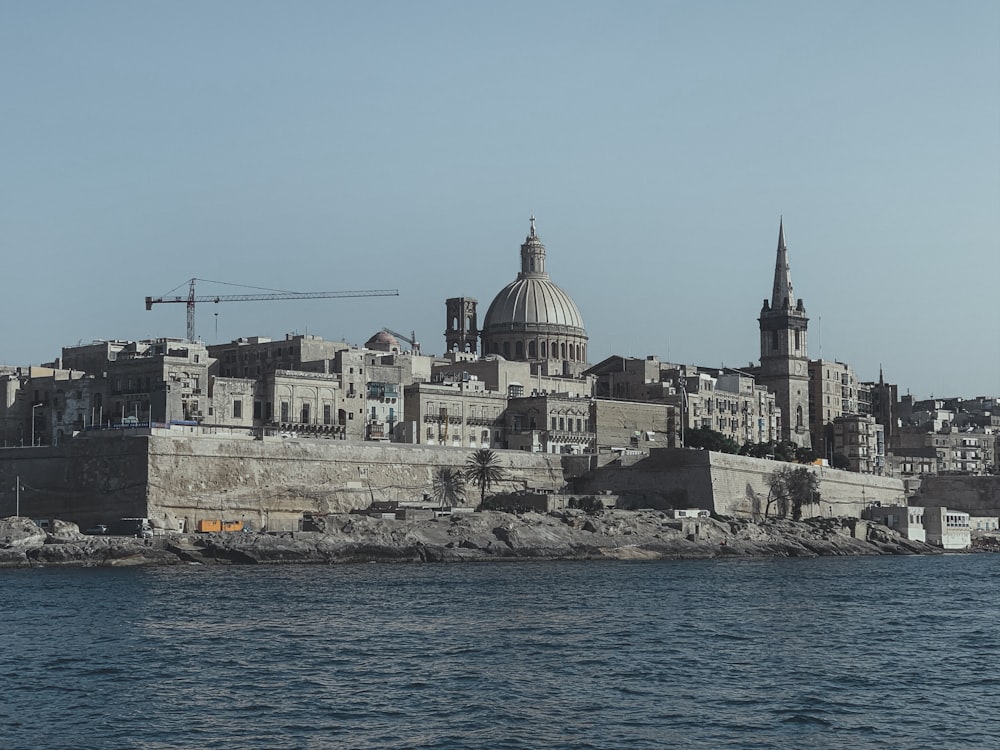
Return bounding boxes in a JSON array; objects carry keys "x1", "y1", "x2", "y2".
[{"x1": 2, "y1": 1, "x2": 998, "y2": 399}]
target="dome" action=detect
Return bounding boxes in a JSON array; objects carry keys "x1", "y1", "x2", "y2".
[
  {"x1": 479, "y1": 218, "x2": 588, "y2": 367},
  {"x1": 365, "y1": 330, "x2": 399, "y2": 352},
  {"x1": 483, "y1": 277, "x2": 585, "y2": 331}
]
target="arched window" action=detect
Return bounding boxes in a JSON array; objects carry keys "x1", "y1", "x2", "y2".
[
  {"x1": 541, "y1": 341, "x2": 547, "y2": 358},
  {"x1": 561, "y1": 342, "x2": 567, "y2": 359},
  {"x1": 796, "y1": 405, "x2": 804, "y2": 428},
  {"x1": 515, "y1": 341, "x2": 524, "y2": 358},
  {"x1": 528, "y1": 340, "x2": 536, "y2": 358},
  {"x1": 503, "y1": 342, "x2": 511, "y2": 358}
]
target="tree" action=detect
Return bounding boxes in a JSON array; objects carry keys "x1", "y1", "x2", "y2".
[
  {"x1": 772, "y1": 440, "x2": 798, "y2": 463},
  {"x1": 766, "y1": 466, "x2": 820, "y2": 521},
  {"x1": 831, "y1": 452, "x2": 851, "y2": 470},
  {"x1": 739, "y1": 441, "x2": 772, "y2": 458},
  {"x1": 684, "y1": 426, "x2": 739, "y2": 454},
  {"x1": 464, "y1": 448, "x2": 507, "y2": 506},
  {"x1": 794, "y1": 446, "x2": 817, "y2": 464},
  {"x1": 431, "y1": 467, "x2": 466, "y2": 506}
]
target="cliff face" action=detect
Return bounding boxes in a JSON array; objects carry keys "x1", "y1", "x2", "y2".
[{"x1": 0, "y1": 511, "x2": 939, "y2": 568}]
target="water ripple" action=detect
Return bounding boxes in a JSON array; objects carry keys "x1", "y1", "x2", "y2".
[{"x1": 1, "y1": 556, "x2": 998, "y2": 749}]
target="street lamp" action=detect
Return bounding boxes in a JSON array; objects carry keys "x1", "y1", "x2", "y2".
[{"x1": 31, "y1": 403, "x2": 43, "y2": 446}]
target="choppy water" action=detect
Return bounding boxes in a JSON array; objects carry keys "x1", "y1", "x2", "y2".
[{"x1": 2, "y1": 555, "x2": 999, "y2": 749}]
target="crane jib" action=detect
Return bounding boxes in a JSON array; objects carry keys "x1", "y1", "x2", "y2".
[{"x1": 144, "y1": 283, "x2": 399, "y2": 341}]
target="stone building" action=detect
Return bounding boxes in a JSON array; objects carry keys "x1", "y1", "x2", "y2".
[
  {"x1": 808, "y1": 359, "x2": 860, "y2": 460},
  {"x1": 0, "y1": 366, "x2": 95, "y2": 447},
  {"x1": 831, "y1": 413, "x2": 884, "y2": 474},
  {"x1": 894, "y1": 427, "x2": 994, "y2": 476},
  {"x1": 60, "y1": 338, "x2": 213, "y2": 426},
  {"x1": 586, "y1": 357, "x2": 777, "y2": 450},
  {"x1": 753, "y1": 219, "x2": 810, "y2": 447},
  {"x1": 591, "y1": 398, "x2": 674, "y2": 453},
  {"x1": 923, "y1": 507, "x2": 971, "y2": 549},
  {"x1": 432, "y1": 352, "x2": 591, "y2": 401},
  {"x1": 861, "y1": 370, "x2": 900, "y2": 447},
  {"x1": 504, "y1": 393, "x2": 594, "y2": 454},
  {"x1": 861, "y1": 504, "x2": 926, "y2": 542},
  {"x1": 402, "y1": 376, "x2": 507, "y2": 448}
]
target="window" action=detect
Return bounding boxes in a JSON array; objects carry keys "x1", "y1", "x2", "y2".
[
  {"x1": 551, "y1": 417, "x2": 557, "y2": 429},
  {"x1": 323, "y1": 405, "x2": 332, "y2": 425},
  {"x1": 301, "y1": 403, "x2": 310, "y2": 424},
  {"x1": 233, "y1": 399, "x2": 243, "y2": 419},
  {"x1": 280, "y1": 401, "x2": 290, "y2": 422}
]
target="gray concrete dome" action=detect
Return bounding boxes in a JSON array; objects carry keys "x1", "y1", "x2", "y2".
[
  {"x1": 483, "y1": 277, "x2": 585, "y2": 331},
  {"x1": 480, "y1": 218, "x2": 588, "y2": 367}
]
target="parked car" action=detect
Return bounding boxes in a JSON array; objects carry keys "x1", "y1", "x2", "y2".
[{"x1": 84, "y1": 524, "x2": 108, "y2": 535}]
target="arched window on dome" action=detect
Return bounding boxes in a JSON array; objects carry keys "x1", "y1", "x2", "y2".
[
  {"x1": 561, "y1": 342, "x2": 567, "y2": 359},
  {"x1": 549, "y1": 341, "x2": 556, "y2": 358},
  {"x1": 575, "y1": 344, "x2": 581, "y2": 361},
  {"x1": 540, "y1": 341, "x2": 547, "y2": 358},
  {"x1": 503, "y1": 342, "x2": 511, "y2": 358},
  {"x1": 528, "y1": 341, "x2": 536, "y2": 358},
  {"x1": 515, "y1": 341, "x2": 524, "y2": 359}
]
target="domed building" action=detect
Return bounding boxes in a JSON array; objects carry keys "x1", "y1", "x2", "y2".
[
  {"x1": 479, "y1": 218, "x2": 588, "y2": 375},
  {"x1": 365, "y1": 330, "x2": 400, "y2": 354}
]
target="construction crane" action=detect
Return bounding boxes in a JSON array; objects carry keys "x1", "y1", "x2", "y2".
[
  {"x1": 381, "y1": 327, "x2": 420, "y2": 355},
  {"x1": 145, "y1": 278, "x2": 399, "y2": 342}
]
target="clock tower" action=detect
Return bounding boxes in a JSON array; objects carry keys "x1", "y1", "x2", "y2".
[{"x1": 757, "y1": 219, "x2": 811, "y2": 448}]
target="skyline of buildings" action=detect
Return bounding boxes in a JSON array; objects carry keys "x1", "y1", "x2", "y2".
[{"x1": 1, "y1": 218, "x2": 997, "y2": 482}]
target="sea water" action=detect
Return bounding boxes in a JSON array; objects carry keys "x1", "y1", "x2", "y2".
[{"x1": 2, "y1": 555, "x2": 998, "y2": 749}]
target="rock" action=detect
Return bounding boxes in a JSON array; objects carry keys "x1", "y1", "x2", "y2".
[
  {"x1": 0, "y1": 517, "x2": 47, "y2": 549},
  {"x1": 0, "y1": 510, "x2": 945, "y2": 567}
]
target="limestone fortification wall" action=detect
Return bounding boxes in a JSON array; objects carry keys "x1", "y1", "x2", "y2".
[
  {"x1": 0, "y1": 434, "x2": 149, "y2": 526},
  {"x1": 147, "y1": 434, "x2": 566, "y2": 531},
  {"x1": 1, "y1": 432, "x2": 910, "y2": 531},
  {"x1": 573, "y1": 448, "x2": 905, "y2": 518},
  {"x1": 914, "y1": 475, "x2": 1000, "y2": 515}
]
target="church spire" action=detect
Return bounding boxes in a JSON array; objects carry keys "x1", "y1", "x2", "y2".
[{"x1": 770, "y1": 216, "x2": 795, "y2": 310}]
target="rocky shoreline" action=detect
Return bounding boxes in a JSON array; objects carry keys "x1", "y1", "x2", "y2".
[{"x1": 0, "y1": 510, "x2": 947, "y2": 568}]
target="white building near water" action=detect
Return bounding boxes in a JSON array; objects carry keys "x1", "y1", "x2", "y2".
[
  {"x1": 862, "y1": 504, "x2": 926, "y2": 544},
  {"x1": 923, "y1": 508, "x2": 971, "y2": 550}
]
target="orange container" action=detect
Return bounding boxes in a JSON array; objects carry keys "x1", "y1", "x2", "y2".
[
  {"x1": 197, "y1": 519, "x2": 222, "y2": 533},
  {"x1": 221, "y1": 520, "x2": 244, "y2": 532}
]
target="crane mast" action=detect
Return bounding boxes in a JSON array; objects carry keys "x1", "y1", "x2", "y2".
[{"x1": 146, "y1": 278, "x2": 399, "y2": 341}]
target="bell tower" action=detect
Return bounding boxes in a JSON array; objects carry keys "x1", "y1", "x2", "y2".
[
  {"x1": 445, "y1": 297, "x2": 478, "y2": 354},
  {"x1": 757, "y1": 218, "x2": 811, "y2": 448}
]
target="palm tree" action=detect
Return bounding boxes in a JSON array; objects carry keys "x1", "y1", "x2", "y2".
[
  {"x1": 432, "y1": 467, "x2": 466, "y2": 507},
  {"x1": 464, "y1": 448, "x2": 506, "y2": 506}
]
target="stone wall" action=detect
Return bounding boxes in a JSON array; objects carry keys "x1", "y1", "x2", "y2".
[
  {"x1": 146, "y1": 433, "x2": 567, "y2": 532},
  {"x1": 572, "y1": 447, "x2": 905, "y2": 518},
  {"x1": 914, "y1": 475, "x2": 1000, "y2": 515},
  {"x1": 0, "y1": 432, "x2": 910, "y2": 532},
  {"x1": 0, "y1": 433, "x2": 149, "y2": 526}
]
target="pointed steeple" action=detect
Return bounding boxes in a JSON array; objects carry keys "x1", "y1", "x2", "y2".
[{"x1": 770, "y1": 217, "x2": 794, "y2": 310}]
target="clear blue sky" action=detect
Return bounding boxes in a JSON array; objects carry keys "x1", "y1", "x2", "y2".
[{"x1": 3, "y1": 1, "x2": 998, "y2": 398}]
